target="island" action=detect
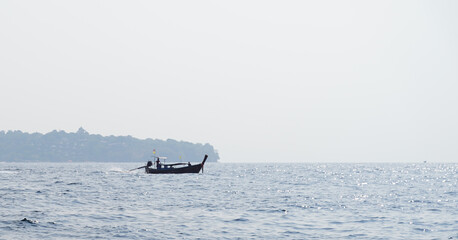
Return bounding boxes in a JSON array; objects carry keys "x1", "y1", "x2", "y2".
[{"x1": 0, "y1": 127, "x2": 219, "y2": 163}]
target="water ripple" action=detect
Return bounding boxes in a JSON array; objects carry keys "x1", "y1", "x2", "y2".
[{"x1": 0, "y1": 162, "x2": 456, "y2": 239}]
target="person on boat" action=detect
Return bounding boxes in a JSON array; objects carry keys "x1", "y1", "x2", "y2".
[
  {"x1": 156, "y1": 158, "x2": 161, "y2": 169},
  {"x1": 188, "y1": 162, "x2": 191, "y2": 166}
]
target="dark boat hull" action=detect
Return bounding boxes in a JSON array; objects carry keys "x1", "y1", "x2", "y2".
[
  {"x1": 144, "y1": 155, "x2": 208, "y2": 174},
  {"x1": 145, "y1": 164, "x2": 203, "y2": 174}
]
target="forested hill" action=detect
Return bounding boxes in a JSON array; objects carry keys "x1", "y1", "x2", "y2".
[{"x1": 0, "y1": 128, "x2": 219, "y2": 163}]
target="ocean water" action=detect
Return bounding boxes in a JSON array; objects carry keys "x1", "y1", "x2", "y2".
[{"x1": 0, "y1": 162, "x2": 456, "y2": 240}]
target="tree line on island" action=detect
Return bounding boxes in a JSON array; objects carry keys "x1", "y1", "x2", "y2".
[{"x1": 0, "y1": 127, "x2": 219, "y2": 163}]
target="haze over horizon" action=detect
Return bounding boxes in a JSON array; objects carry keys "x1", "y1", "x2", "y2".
[{"x1": 1, "y1": 1, "x2": 457, "y2": 163}]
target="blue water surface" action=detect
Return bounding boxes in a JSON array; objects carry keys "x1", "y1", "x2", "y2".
[{"x1": 0, "y1": 162, "x2": 457, "y2": 239}]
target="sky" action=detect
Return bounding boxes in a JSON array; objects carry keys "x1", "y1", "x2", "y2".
[{"x1": 0, "y1": 1, "x2": 457, "y2": 163}]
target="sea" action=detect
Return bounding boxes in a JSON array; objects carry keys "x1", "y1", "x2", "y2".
[{"x1": 0, "y1": 162, "x2": 456, "y2": 239}]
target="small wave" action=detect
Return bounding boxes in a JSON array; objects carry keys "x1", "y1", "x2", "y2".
[
  {"x1": 329, "y1": 221, "x2": 343, "y2": 225},
  {"x1": 347, "y1": 233, "x2": 367, "y2": 237},
  {"x1": 427, "y1": 208, "x2": 441, "y2": 212},
  {"x1": 321, "y1": 227, "x2": 334, "y2": 230},
  {"x1": 354, "y1": 219, "x2": 377, "y2": 223},
  {"x1": 232, "y1": 218, "x2": 248, "y2": 222},
  {"x1": 67, "y1": 182, "x2": 82, "y2": 185},
  {"x1": 20, "y1": 218, "x2": 38, "y2": 224},
  {"x1": 3, "y1": 168, "x2": 21, "y2": 171}
]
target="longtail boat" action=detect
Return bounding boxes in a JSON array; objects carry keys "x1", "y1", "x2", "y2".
[{"x1": 131, "y1": 155, "x2": 208, "y2": 174}]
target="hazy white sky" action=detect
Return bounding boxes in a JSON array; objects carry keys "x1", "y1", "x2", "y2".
[{"x1": 1, "y1": 1, "x2": 457, "y2": 162}]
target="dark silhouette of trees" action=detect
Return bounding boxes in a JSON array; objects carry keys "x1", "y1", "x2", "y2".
[{"x1": 0, "y1": 128, "x2": 219, "y2": 162}]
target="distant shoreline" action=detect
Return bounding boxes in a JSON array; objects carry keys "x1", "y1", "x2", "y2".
[{"x1": 0, "y1": 128, "x2": 219, "y2": 163}]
